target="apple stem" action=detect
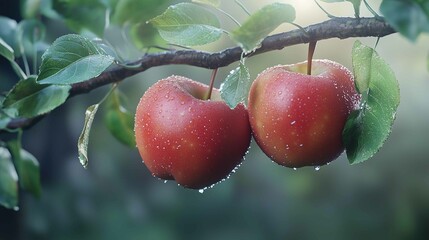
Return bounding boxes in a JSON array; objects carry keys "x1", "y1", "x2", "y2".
[
  {"x1": 206, "y1": 68, "x2": 218, "y2": 100},
  {"x1": 307, "y1": 41, "x2": 317, "y2": 75}
]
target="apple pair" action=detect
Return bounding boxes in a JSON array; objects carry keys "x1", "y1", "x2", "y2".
[{"x1": 134, "y1": 60, "x2": 360, "y2": 189}]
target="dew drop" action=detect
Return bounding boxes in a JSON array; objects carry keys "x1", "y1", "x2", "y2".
[
  {"x1": 315, "y1": 166, "x2": 321, "y2": 171},
  {"x1": 198, "y1": 189, "x2": 205, "y2": 194},
  {"x1": 164, "y1": 180, "x2": 168, "y2": 183},
  {"x1": 293, "y1": 168, "x2": 297, "y2": 171}
]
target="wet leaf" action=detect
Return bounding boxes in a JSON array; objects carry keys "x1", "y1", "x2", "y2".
[
  {"x1": 220, "y1": 60, "x2": 251, "y2": 109},
  {"x1": 3, "y1": 77, "x2": 71, "y2": 118},
  {"x1": 37, "y1": 34, "x2": 114, "y2": 85},
  {"x1": 0, "y1": 147, "x2": 19, "y2": 210},
  {"x1": 231, "y1": 3, "x2": 295, "y2": 53},
  {"x1": 78, "y1": 104, "x2": 99, "y2": 168},
  {"x1": 343, "y1": 41, "x2": 400, "y2": 164},
  {"x1": 149, "y1": 3, "x2": 223, "y2": 46}
]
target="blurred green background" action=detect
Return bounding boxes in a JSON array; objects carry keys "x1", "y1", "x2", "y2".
[{"x1": 1, "y1": 1, "x2": 429, "y2": 239}]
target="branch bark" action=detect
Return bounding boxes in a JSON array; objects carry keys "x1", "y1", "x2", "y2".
[{"x1": 5, "y1": 17, "x2": 396, "y2": 130}]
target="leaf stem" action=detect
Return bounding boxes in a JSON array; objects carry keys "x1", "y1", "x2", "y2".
[
  {"x1": 234, "y1": 0, "x2": 251, "y2": 16},
  {"x1": 215, "y1": 8, "x2": 241, "y2": 27},
  {"x1": 99, "y1": 83, "x2": 118, "y2": 105},
  {"x1": 206, "y1": 68, "x2": 218, "y2": 100},
  {"x1": 313, "y1": 0, "x2": 336, "y2": 18},
  {"x1": 307, "y1": 41, "x2": 317, "y2": 75},
  {"x1": 363, "y1": 0, "x2": 380, "y2": 18}
]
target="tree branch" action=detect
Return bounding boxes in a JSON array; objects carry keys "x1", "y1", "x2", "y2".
[{"x1": 5, "y1": 17, "x2": 396, "y2": 131}]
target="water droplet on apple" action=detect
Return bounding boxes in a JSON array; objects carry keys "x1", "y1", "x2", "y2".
[
  {"x1": 290, "y1": 120, "x2": 296, "y2": 125},
  {"x1": 277, "y1": 91, "x2": 282, "y2": 95},
  {"x1": 299, "y1": 143, "x2": 304, "y2": 147}
]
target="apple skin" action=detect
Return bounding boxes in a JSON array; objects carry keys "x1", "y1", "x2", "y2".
[
  {"x1": 248, "y1": 60, "x2": 360, "y2": 168},
  {"x1": 134, "y1": 76, "x2": 252, "y2": 189}
]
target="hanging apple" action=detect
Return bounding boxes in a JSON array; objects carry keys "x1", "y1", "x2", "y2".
[
  {"x1": 134, "y1": 76, "x2": 252, "y2": 189},
  {"x1": 248, "y1": 60, "x2": 360, "y2": 168}
]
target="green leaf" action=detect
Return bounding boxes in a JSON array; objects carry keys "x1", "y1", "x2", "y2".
[
  {"x1": 37, "y1": 34, "x2": 114, "y2": 85},
  {"x1": 0, "y1": 17, "x2": 19, "y2": 55},
  {"x1": 112, "y1": 0, "x2": 172, "y2": 25},
  {"x1": 104, "y1": 89, "x2": 136, "y2": 147},
  {"x1": 0, "y1": 147, "x2": 19, "y2": 210},
  {"x1": 192, "y1": 0, "x2": 221, "y2": 8},
  {"x1": 0, "y1": 37, "x2": 15, "y2": 62},
  {"x1": 320, "y1": 0, "x2": 362, "y2": 17},
  {"x1": 52, "y1": 0, "x2": 107, "y2": 36},
  {"x1": 0, "y1": 114, "x2": 11, "y2": 130},
  {"x1": 220, "y1": 60, "x2": 251, "y2": 109},
  {"x1": 149, "y1": 3, "x2": 223, "y2": 46},
  {"x1": 17, "y1": 19, "x2": 46, "y2": 56},
  {"x1": 129, "y1": 23, "x2": 167, "y2": 50},
  {"x1": 380, "y1": 0, "x2": 429, "y2": 41},
  {"x1": 21, "y1": 0, "x2": 42, "y2": 19},
  {"x1": 0, "y1": 37, "x2": 27, "y2": 79},
  {"x1": 3, "y1": 77, "x2": 71, "y2": 118},
  {"x1": 343, "y1": 40, "x2": 400, "y2": 164},
  {"x1": 78, "y1": 104, "x2": 99, "y2": 168},
  {"x1": 7, "y1": 140, "x2": 41, "y2": 198},
  {"x1": 230, "y1": 3, "x2": 295, "y2": 53}
]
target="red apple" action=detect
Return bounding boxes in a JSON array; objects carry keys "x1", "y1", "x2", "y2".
[
  {"x1": 248, "y1": 60, "x2": 360, "y2": 168},
  {"x1": 134, "y1": 75, "x2": 251, "y2": 189}
]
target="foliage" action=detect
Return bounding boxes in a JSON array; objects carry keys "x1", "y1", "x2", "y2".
[{"x1": 0, "y1": 0, "x2": 427, "y2": 210}]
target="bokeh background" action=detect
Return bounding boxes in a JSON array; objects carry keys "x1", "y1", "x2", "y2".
[{"x1": 1, "y1": 0, "x2": 429, "y2": 239}]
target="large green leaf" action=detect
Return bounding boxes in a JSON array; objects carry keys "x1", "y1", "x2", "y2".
[
  {"x1": 104, "y1": 89, "x2": 135, "y2": 147},
  {"x1": 37, "y1": 34, "x2": 114, "y2": 85},
  {"x1": 380, "y1": 0, "x2": 429, "y2": 41},
  {"x1": 230, "y1": 3, "x2": 295, "y2": 53},
  {"x1": 7, "y1": 140, "x2": 41, "y2": 198},
  {"x1": 3, "y1": 77, "x2": 71, "y2": 118},
  {"x1": 78, "y1": 104, "x2": 99, "y2": 168},
  {"x1": 220, "y1": 60, "x2": 251, "y2": 109},
  {"x1": 0, "y1": 147, "x2": 19, "y2": 210},
  {"x1": 149, "y1": 3, "x2": 223, "y2": 46},
  {"x1": 320, "y1": 0, "x2": 362, "y2": 17},
  {"x1": 342, "y1": 41, "x2": 400, "y2": 164}
]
